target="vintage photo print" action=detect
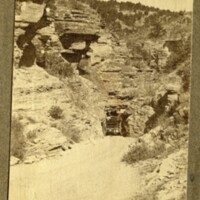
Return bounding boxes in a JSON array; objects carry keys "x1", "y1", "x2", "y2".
[{"x1": 9, "y1": 0, "x2": 193, "y2": 199}]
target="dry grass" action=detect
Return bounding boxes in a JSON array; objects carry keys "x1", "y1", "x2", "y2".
[
  {"x1": 57, "y1": 121, "x2": 82, "y2": 143},
  {"x1": 26, "y1": 130, "x2": 37, "y2": 142},
  {"x1": 11, "y1": 116, "x2": 26, "y2": 160},
  {"x1": 132, "y1": 192, "x2": 158, "y2": 200},
  {"x1": 121, "y1": 82, "x2": 159, "y2": 100},
  {"x1": 122, "y1": 139, "x2": 165, "y2": 164},
  {"x1": 26, "y1": 116, "x2": 36, "y2": 123}
]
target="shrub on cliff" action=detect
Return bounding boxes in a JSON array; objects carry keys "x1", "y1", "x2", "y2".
[
  {"x1": 45, "y1": 52, "x2": 74, "y2": 78},
  {"x1": 57, "y1": 121, "x2": 82, "y2": 143},
  {"x1": 166, "y1": 53, "x2": 181, "y2": 70},
  {"x1": 122, "y1": 139, "x2": 165, "y2": 164},
  {"x1": 166, "y1": 35, "x2": 191, "y2": 74},
  {"x1": 49, "y1": 106, "x2": 64, "y2": 119},
  {"x1": 149, "y1": 21, "x2": 166, "y2": 38},
  {"x1": 11, "y1": 116, "x2": 26, "y2": 160},
  {"x1": 176, "y1": 59, "x2": 191, "y2": 91}
]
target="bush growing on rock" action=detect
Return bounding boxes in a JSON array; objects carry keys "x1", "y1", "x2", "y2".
[
  {"x1": 26, "y1": 130, "x2": 37, "y2": 143},
  {"x1": 11, "y1": 116, "x2": 26, "y2": 160},
  {"x1": 45, "y1": 52, "x2": 74, "y2": 78},
  {"x1": 57, "y1": 121, "x2": 82, "y2": 143},
  {"x1": 148, "y1": 21, "x2": 166, "y2": 38},
  {"x1": 69, "y1": 129, "x2": 82, "y2": 143},
  {"x1": 177, "y1": 59, "x2": 191, "y2": 92},
  {"x1": 49, "y1": 106, "x2": 64, "y2": 119},
  {"x1": 165, "y1": 35, "x2": 191, "y2": 73},
  {"x1": 166, "y1": 53, "x2": 181, "y2": 70},
  {"x1": 122, "y1": 139, "x2": 165, "y2": 164},
  {"x1": 49, "y1": 62, "x2": 74, "y2": 77}
]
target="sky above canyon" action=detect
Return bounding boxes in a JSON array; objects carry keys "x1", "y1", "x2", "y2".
[{"x1": 102, "y1": 0, "x2": 193, "y2": 11}]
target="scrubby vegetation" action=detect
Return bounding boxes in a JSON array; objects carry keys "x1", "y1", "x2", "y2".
[
  {"x1": 11, "y1": 116, "x2": 26, "y2": 160},
  {"x1": 132, "y1": 192, "x2": 158, "y2": 200},
  {"x1": 122, "y1": 139, "x2": 165, "y2": 164},
  {"x1": 79, "y1": 0, "x2": 191, "y2": 76},
  {"x1": 79, "y1": 0, "x2": 190, "y2": 34},
  {"x1": 27, "y1": 130, "x2": 37, "y2": 143},
  {"x1": 49, "y1": 106, "x2": 64, "y2": 119},
  {"x1": 57, "y1": 120, "x2": 82, "y2": 143},
  {"x1": 45, "y1": 52, "x2": 74, "y2": 78},
  {"x1": 148, "y1": 21, "x2": 166, "y2": 38},
  {"x1": 166, "y1": 35, "x2": 191, "y2": 71}
]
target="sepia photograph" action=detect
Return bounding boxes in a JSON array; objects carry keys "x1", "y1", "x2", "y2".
[{"x1": 9, "y1": 0, "x2": 193, "y2": 199}]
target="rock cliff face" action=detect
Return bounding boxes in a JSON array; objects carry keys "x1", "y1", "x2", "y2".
[{"x1": 13, "y1": 0, "x2": 107, "y2": 160}]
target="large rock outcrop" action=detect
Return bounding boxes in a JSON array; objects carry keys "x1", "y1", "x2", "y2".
[{"x1": 12, "y1": 0, "x2": 107, "y2": 162}]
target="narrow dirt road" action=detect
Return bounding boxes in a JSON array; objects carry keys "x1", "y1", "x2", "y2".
[{"x1": 9, "y1": 137, "x2": 141, "y2": 200}]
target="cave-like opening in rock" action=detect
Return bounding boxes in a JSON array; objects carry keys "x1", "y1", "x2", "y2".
[
  {"x1": 16, "y1": 11, "x2": 52, "y2": 67},
  {"x1": 19, "y1": 42, "x2": 36, "y2": 67},
  {"x1": 59, "y1": 33, "x2": 99, "y2": 49},
  {"x1": 61, "y1": 52, "x2": 82, "y2": 63}
]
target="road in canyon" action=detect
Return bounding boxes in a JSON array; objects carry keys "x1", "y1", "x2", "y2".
[{"x1": 9, "y1": 136, "x2": 141, "y2": 200}]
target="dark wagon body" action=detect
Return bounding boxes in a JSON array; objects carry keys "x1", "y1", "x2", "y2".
[
  {"x1": 105, "y1": 115, "x2": 121, "y2": 135},
  {"x1": 104, "y1": 105, "x2": 130, "y2": 136}
]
